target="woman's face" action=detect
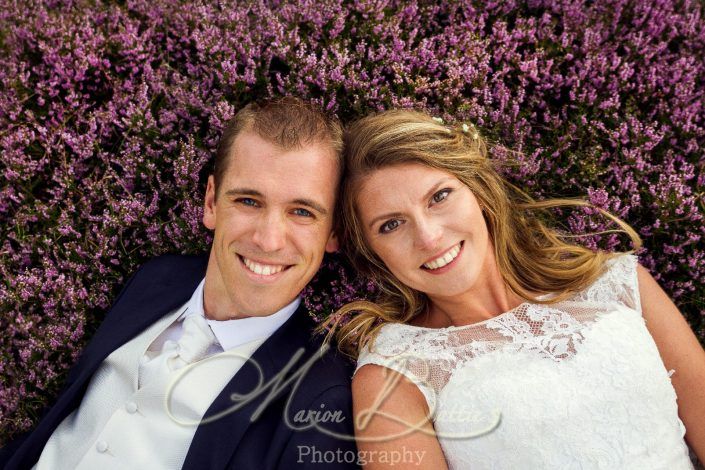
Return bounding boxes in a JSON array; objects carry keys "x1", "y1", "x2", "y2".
[{"x1": 356, "y1": 163, "x2": 493, "y2": 301}]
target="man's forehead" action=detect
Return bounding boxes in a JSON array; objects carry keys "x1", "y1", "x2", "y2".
[
  {"x1": 229, "y1": 130, "x2": 338, "y2": 169},
  {"x1": 231, "y1": 128, "x2": 334, "y2": 155}
]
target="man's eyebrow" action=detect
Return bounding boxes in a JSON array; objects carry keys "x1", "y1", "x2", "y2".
[
  {"x1": 292, "y1": 198, "x2": 328, "y2": 216},
  {"x1": 224, "y1": 188, "x2": 264, "y2": 198},
  {"x1": 367, "y1": 177, "x2": 455, "y2": 229},
  {"x1": 223, "y1": 188, "x2": 328, "y2": 216}
]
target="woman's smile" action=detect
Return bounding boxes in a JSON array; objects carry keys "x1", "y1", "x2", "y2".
[{"x1": 420, "y1": 241, "x2": 464, "y2": 273}]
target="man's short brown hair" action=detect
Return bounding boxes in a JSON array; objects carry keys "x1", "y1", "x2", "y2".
[{"x1": 213, "y1": 97, "x2": 343, "y2": 193}]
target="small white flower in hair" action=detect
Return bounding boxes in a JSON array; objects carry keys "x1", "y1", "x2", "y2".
[
  {"x1": 462, "y1": 123, "x2": 470, "y2": 133},
  {"x1": 432, "y1": 116, "x2": 444, "y2": 124}
]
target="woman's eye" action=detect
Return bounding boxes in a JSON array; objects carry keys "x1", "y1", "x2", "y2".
[
  {"x1": 432, "y1": 189, "x2": 451, "y2": 204},
  {"x1": 293, "y1": 208, "x2": 313, "y2": 217},
  {"x1": 379, "y1": 219, "x2": 401, "y2": 234}
]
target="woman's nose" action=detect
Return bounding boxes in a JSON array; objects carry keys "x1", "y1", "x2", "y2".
[{"x1": 413, "y1": 218, "x2": 443, "y2": 251}]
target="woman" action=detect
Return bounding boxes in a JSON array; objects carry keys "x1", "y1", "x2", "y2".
[{"x1": 325, "y1": 110, "x2": 705, "y2": 469}]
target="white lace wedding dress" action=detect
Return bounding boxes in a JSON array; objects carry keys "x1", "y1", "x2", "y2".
[{"x1": 356, "y1": 255, "x2": 694, "y2": 469}]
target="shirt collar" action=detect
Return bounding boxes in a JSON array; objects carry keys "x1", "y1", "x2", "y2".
[{"x1": 180, "y1": 278, "x2": 301, "y2": 351}]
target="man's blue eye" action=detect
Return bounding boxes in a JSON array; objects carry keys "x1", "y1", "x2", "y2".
[
  {"x1": 293, "y1": 208, "x2": 313, "y2": 217},
  {"x1": 432, "y1": 189, "x2": 451, "y2": 204},
  {"x1": 380, "y1": 219, "x2": 400, "y2": 234},
  {"x1": 237, "y1": 198, "x2": 258, "y2": 207}
]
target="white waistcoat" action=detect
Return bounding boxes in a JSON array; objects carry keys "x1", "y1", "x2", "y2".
[{"x1": 33, "y1": 306, "x2": 265, "y2": 470}]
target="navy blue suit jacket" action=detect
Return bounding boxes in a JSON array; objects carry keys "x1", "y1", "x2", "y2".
[{"x1": 1, "y1": 254, "x2": 359, "y2": 469}]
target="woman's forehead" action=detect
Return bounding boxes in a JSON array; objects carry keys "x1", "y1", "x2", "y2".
[
  {"x1": 357, "y1": 164, "x2": 457, "y2": 194},
  {"x1": 355, "y1": 164, "x2": 461, "y2": 217}
]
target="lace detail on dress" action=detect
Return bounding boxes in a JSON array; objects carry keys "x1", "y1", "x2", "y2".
[{"x1": 357, "y1": 255, "x2": 640, "y2": 403}]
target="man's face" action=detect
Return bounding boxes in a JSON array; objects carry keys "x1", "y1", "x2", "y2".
[{"x1": 202, "y1": 130, "x2": 339, "y2": 320}]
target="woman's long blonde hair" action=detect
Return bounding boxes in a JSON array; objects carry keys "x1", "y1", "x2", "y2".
[{"x1": 322, "y1": 110, "x2": 640, "y2": 358}]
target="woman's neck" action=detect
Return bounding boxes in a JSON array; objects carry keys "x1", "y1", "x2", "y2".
[{"x1": 423, "y1": 253, "x2": 526, "y2": 328}]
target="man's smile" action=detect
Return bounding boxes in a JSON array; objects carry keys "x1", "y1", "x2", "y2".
[{"x1": 238, "y1": 254, "x2": 293, "y2": 278}]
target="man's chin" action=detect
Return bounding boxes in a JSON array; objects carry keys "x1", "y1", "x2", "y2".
[
  {"x1": 231, "y1": 285, "x2": 301, "y2": 317},
  {"x1": 234, "y1": 300, "x2": 297, "y2": 319}
]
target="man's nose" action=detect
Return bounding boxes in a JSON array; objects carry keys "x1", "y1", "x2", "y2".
[
  {"x1": 413, "y1": 218, "x2": 443, "y2": 251},
  {"x1": 252, "y1": 212, "x2": 287, "y2": 252}
]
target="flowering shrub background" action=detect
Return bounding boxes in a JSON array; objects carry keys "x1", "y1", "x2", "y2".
[{"x1": 1, "y1": 0, "x2": 703, "y2": 444}]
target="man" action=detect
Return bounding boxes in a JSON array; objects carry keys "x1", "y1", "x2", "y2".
[{"x1": 1, "y1": 98, "x2": 359, "y2": 469}]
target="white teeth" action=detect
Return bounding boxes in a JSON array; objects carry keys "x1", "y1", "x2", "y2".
[
  {"x1": 242, "y1": 257, "x2": 286, "y2": 276},
  {"x1": 423, "y1": 243, "x2": 461, "y2": 270}
]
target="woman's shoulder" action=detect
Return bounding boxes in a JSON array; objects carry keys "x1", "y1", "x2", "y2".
[
  {"x1": 574, "y1": 253, "x2": 641, "y2": 312},
  {"x1": 358, "y1": 322, "x2": 431, "y2": 362},
  {"x1": 603, "y1": 252, "x2": 639, "y2": 276},
  {"x1": 355, "y1": 322, "x2": 444, "y2": 411}
]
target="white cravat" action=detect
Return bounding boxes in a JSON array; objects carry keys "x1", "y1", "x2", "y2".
[
  {"x1": 138, "y1": 313, "x2": 217, "y2": 388},
  {"x1": 145, "y1": 278, "x2": 300, "y2": 353}
]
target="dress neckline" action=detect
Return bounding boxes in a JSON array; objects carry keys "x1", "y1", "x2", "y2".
[{"x1": 395, "y1": 293, "x2": 554, "y2": 332}]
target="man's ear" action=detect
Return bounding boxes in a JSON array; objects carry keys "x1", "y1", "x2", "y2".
[
  {"x1": 325, "y1": 231, "x2": 339, "y2": 253},
  {"x1": 203, "y1": 175, "x2": 216, "y2": 230}
]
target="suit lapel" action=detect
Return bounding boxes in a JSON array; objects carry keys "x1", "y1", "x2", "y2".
[
  {"x1": 73, "y1": 255, "x2": 209, "y2": 387},
  {"x1": 182, "y1": 304, "x2": 318, "y2": 470}
]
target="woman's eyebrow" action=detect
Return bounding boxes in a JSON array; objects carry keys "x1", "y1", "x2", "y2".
[
  {"x1": 421, "y1": 178, "x2": 455, "y2": 201},
  {"x1": 368, "y1": 211, "x2": 404, "y2": 230}
]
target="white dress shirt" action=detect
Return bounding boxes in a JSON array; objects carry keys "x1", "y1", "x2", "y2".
[{"x1": 143, "y1": 278, "x2": 300, "y2": 365}]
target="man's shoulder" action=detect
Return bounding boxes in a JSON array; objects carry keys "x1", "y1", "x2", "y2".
[
  {"x1": 101, "y1": 252, "x2": 208, "y2": 322},
  {"x1": 115, "y1": 252, "x2": 209, "y2": 294},
  {"x1": 295, "y1": 334, "x2": 355, "y2": 399},
  {"x1": 131, "y1": 252, "x2": 209, "y2": 279},
  {"x1": 276, "y1": 336, "x2": 355, "y2": 454}
]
